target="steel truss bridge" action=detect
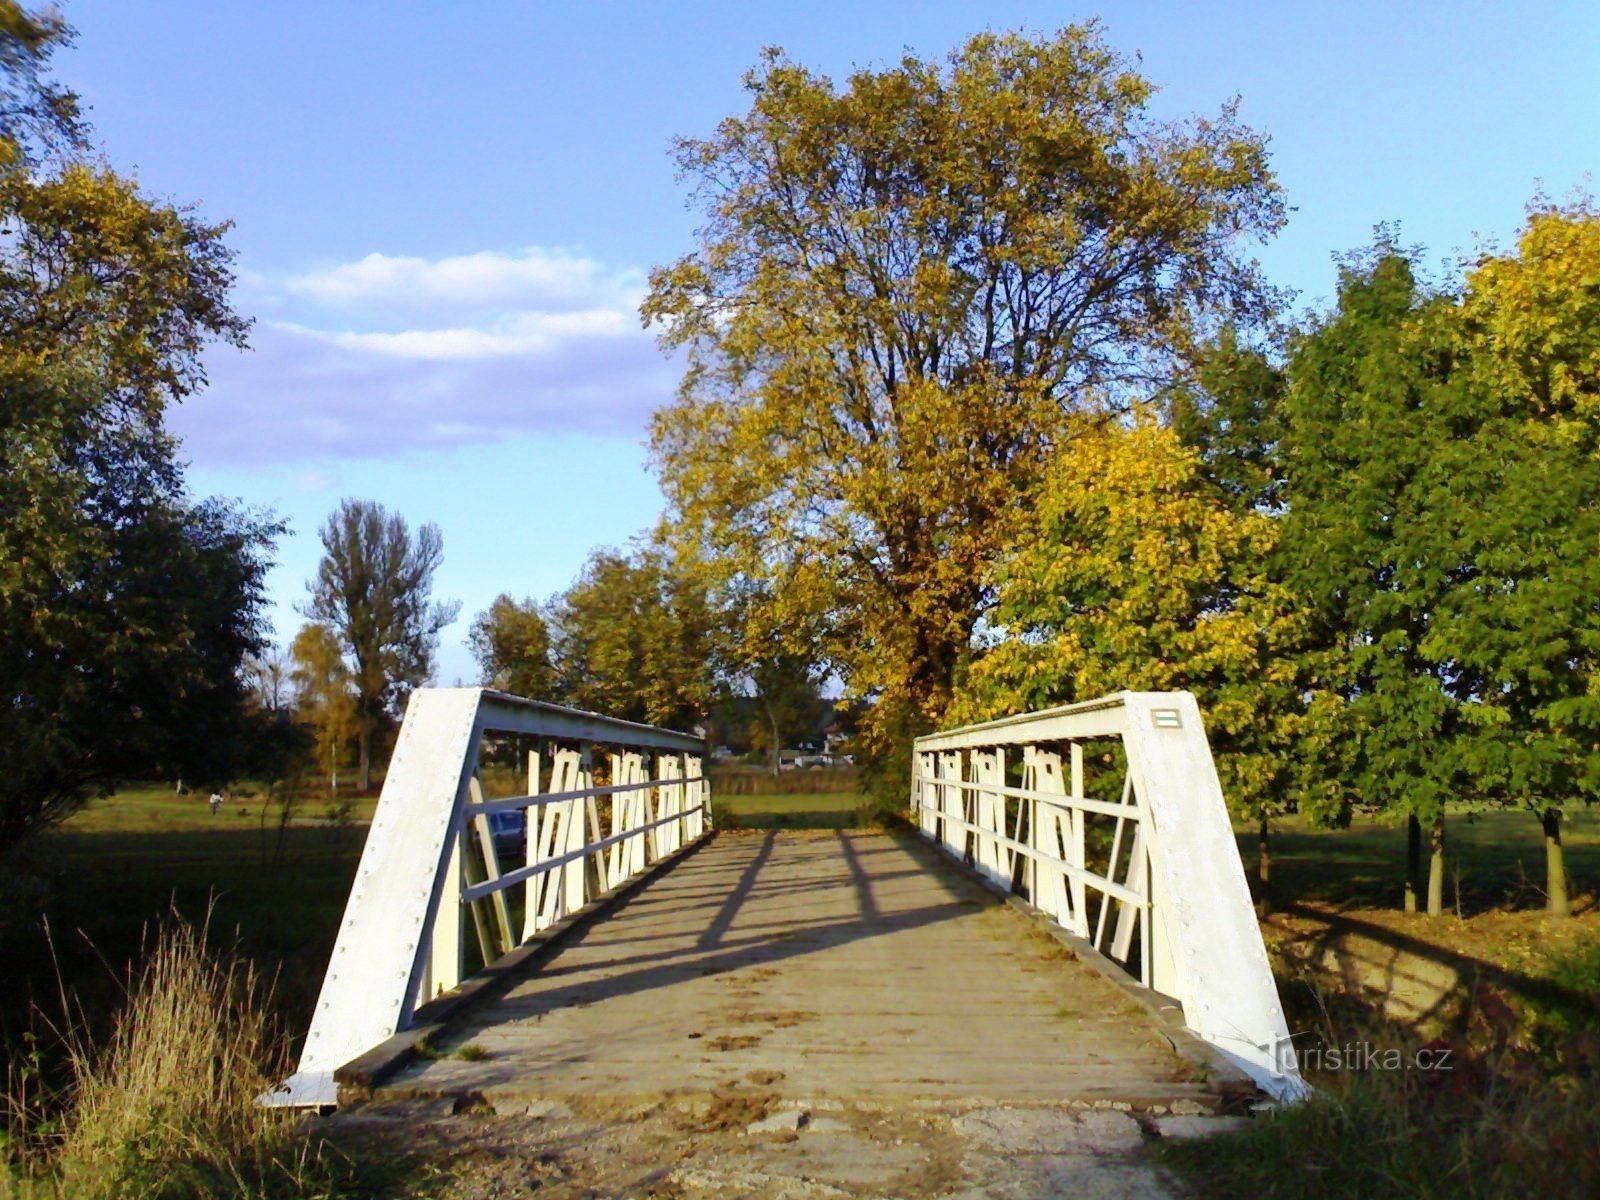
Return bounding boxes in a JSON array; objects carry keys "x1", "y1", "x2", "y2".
[{"x1": 272, "y1": 688, "x2": 1304, "y2": 1110}]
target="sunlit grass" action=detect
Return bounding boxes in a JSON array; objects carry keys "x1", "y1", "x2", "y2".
[{"x1": 2, "y1": 916, "x2": 351, "y2": 1200}]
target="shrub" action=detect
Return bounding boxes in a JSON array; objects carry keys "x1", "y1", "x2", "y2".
[
  {"x1": 1161, "y1": 1047, "x2": 1600, "y2": 1200},
  {"x1": 2, "y1": 915, "x2": 347, "y2": 1199}
]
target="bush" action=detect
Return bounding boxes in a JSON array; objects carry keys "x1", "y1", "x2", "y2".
[
  {"x1": 1161, "y1": 959, "x2": 1600, "y2": 1200},
  {"x1": 2, "y1": 916, "x2": 348, "y2": 1199},
  {"x1": 1161, "y1": 1048, "x2": 1600, "y2": 1199}
]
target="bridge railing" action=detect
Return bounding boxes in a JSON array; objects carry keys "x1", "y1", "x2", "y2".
[
  {"x1": 913, "y1": 692, "x2": 1307, "y2": 1102},
  {"x1": 271, "y1": 688, "x2": 710, "y2": 1107}
]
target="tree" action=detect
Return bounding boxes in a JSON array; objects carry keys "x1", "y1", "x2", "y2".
[
  {"x1": 1278, "y1": 245, "x2": 1473, "y2": 916},
  {"x1": 304, "y1": 500, "x2": 460, "y2": 791},
  {"x1": 245, "y1": 645, "x2": 291, "y2": 714},
  {"x1": 1422, "y1": 199, "x2": 1600, "y2": 916},
  {"x1": 950, "y1": 414, "x2": 1332, "y2": 903},
  {"x1": 289, "y1": 623, "x2": 359, "y2": 792},
  {"x1": 545, "y1": 547, "x2": 716, "y2": 731},
  {"x1": 468, "y1": 595, "x2": 555, "y2": 700},
  {"x1": 0, "y1": 2, "x2": 81, "y2": 163},
  {"x1": 0, "y1": 405, "x2": 280, "y2": 849},
  {"x1": 747, "y1": 652, "x2": 826, "y2": 774},
  {"x1": 1170, "y1": 327, "x2": 1288, "y2": 515},
  {"x1": 0, "y1": 7, "x2": 269, "y2": 855},
  {"x1": 645, "y1": 25, "x2": 1284, "y2": 795}
]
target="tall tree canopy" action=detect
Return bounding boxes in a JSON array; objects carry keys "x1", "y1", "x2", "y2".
[
  {"x1": 545, "y1": 547, "x2": 716, "y2": 731},
  {"x1": 1424, "y1": 200, "x2": 1600, "y2": 915},
  {"x1": 305, "y1": 500, "x2": 460, "y2": 790},
  {"x1": 468, "y1": 594, "x2": 555, "y2": 700},
  {"x1": 645, "y1": 25, "x2": 1284, "y2": 786},
  {"x1": 1277, "y1": 246, "x2": 1466, "y2": 911},
  {"x1": 1277, "y1": 208, "x2": 1600, "y2": 914},
  {"x1": 0, "y1": 4, "x2": 271, "y2": 854}
]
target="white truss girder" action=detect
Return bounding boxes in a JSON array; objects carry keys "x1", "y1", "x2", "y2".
[
  {"x1": 914, "y1": 691, "x2": 1308, "y2": 1102},
  {"x1": 267, "y1": 688, "x2": 709, "y2": 1108}
]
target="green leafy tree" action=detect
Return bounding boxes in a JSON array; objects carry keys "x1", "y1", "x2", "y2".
[
  {"x1": 0, "y1": 7, "x2": 271, "y2": 854},
  {"x1": 546, "y1": 547, "x2": 716, "y2": 731},
  {"x1": 1283, "y1": 212, "x2": 1600, "y2": 916},
  {"x1": 1278, "y1": 245, "x2": 1470, "y2": 915},
  {"x1": 1170, "y1": 328, "x2": 1288, "y2": 515},
  {"x1": 468, "y1": 595, "x2": 555, "y2": 700},
  {"x1": 304, "y1": 500, "x2": 461, "y2": 791},
  {"x1": 645, "y1": 25, "x2": 1285, "y2": 796},
  {"x1": 1421, "y1": 199, "x2": 1600, "y2": 916},
  {"x1": 746, "y1": 652, "x2": 826, "y2": 774}
]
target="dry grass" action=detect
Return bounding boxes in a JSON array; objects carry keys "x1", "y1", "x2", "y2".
[
  {"x1": 1161, "y1": 946, "x2": 1600, "y2": 1200},
  {"x1": 2, "y1": 915, "x2": 348, "y2": 1199}
]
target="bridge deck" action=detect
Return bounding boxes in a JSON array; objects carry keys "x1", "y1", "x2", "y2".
[{"x1": 376, "y1": 831, "x2": 1214, "y2": 1108}]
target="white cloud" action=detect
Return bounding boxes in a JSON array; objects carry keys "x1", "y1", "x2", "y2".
[
  {"x1": 169, "y1": 248, "x2": 676, "y2": 465},
  {"x1": 299, "y1": 307, "x2": 631, "y2": 359},
  {"x1": 284, "y1": 248, "x2": 646, "y2": 317}
]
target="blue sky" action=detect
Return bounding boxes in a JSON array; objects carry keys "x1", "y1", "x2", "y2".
[{"x1": 62, "y1": 0, "x2": 1599, "y2": 685}]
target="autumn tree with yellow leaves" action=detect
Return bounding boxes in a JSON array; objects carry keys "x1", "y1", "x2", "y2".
[
  {"x1": 289, "y1": 623, "x2": 359, "y2": 793},
  {"x1": 645, "y1": 25, "x2": 1285, "y2": 797},
  {"x1": 949, "y1": 410, "x2": 1336, "y2": 898}
]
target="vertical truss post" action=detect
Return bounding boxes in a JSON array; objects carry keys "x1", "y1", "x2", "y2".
[{"x1": 528, "y1": 748, "x2": 553, "y2": 947}]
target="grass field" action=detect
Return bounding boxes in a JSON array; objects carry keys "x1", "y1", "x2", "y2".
[
  {"x1": 713, "y1": 790, "x2": 868, "y2": 829},
  {"x1": 56, "y1": 783, "x2": 381, "y2": 835},
  {"x1": 1247, "y1": 806, "x2": 1600, "y2": 915},
  {"x1": 6, "y1": 783, "x2": 1600, "y2": 1198},
  {"x1": 0, "y1": 789, "x2": 371, "y2": 1061},
  {"x1": 0, "y1": 784, "x2": 874, "y2": 1055}
]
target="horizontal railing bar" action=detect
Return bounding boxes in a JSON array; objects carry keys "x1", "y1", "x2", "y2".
[
  {"x1": 462, "y1": 804, "x2": 708, "y2": 904},
  {"x1": 914, "y1": 694, "x2": 1129, "y2": 752},
  {"x1": 912, "y1": 772, "x2": 1138, "y2": 821},
  {"x1": 465, "y1": 775, "x2": 707, "y2": 815},
  {"x1": 475, "y1": 688, "x2": 705, "y2": 752},
  {"x1": 916, "y1": 803, "x2": 1147, "y2": 908}
]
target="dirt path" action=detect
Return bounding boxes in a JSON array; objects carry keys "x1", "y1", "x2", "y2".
[{"x1": 328, "y1": 1091, "x2": 1244, "y2": 1198}]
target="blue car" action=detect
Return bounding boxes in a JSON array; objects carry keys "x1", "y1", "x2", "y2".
[{"x1": 486, "y1": 809, "x2": 526, "y2": 859}]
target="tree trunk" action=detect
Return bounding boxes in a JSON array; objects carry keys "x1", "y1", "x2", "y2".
[
  {"x1": 1426, "y1": 812, "x2": 1446, "y2": 917},
  {"x1": 1255, "y1": 811, "x2": 1272, "y2": 915},
  {"x1": 358, "y1": 727, "x2": 372, "y2": 793},
  {"x1": 766, "y1": 700, "x2": 781, "y2": 777},
  {"x1": 1404, "y1": 813, "x2": 1421, "y2": 913},
  {"x1": 1543, "y1": 806, "x2": 1570, "y2": 918}
]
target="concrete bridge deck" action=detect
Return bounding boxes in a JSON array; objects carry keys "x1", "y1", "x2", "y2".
[{"x1": 370, "y1": 831, "x2": 1230, "y2": 1111}]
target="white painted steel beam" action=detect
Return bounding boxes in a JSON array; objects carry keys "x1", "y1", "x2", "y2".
[
  {"x1": 268, "y1": 688, "x2": 709, "y2": 1109},
  {"x1": 914, "y1": 694, "x2": 1128, "y2": 751},
  {"x1": 912, "y1": 690, "x2": 1307, "y2": 1103},
  {"x1": 478, "y1": 689, "x2": 703, "y2": 751}
]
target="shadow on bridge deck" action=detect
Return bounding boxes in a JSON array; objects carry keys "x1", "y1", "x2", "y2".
[{"x1": 373, "y1": 831, "x2": 1213, "y2": 1110}]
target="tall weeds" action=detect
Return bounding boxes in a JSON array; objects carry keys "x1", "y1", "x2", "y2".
[
  {"x1": 1161, "y1": 961, "x2": 1600, "y2": 1199},
  {"x1": 2, "y1": 915, "x2": 346, "y2": 1199}
]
